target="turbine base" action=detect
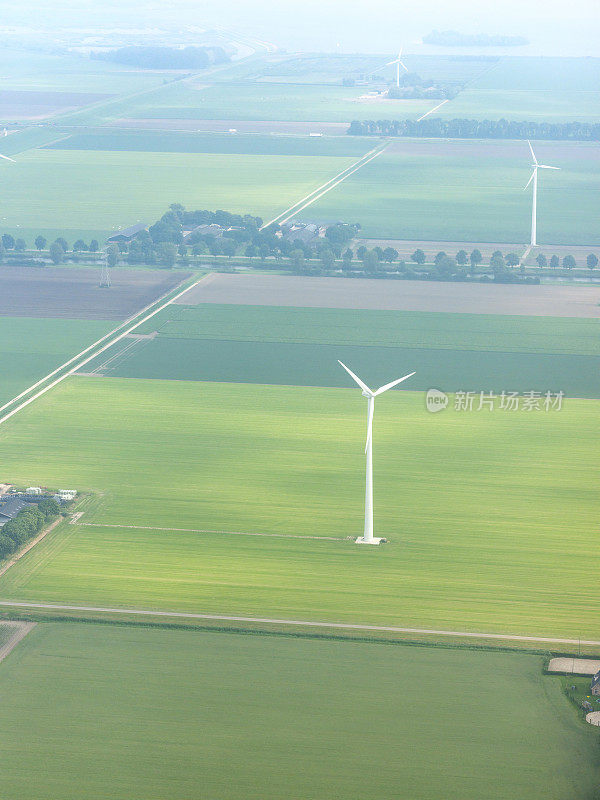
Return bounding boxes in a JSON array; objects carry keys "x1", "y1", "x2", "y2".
[{"x1": 355, "y1": 536, "x2": 386, "y2": 545}]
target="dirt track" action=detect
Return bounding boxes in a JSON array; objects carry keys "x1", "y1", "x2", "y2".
[
  {"x1": 112, "y1": 118, "x2": 350, "y2": 135},
  {"x1": 0, "y1": 266, "x2": 191, "y2": 320},
  {"x1": 175, "y1": 273, "x2": 600, "y2": 317},
  {"x1": 0, "y1": 621, "x2": 36, "y2": 663}
]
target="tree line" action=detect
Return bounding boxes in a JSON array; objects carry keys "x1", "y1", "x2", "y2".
[
  {"x1": 0, "y1": 498, "x2": 61, "y2": 559},
  {"x1": 91, "y1": 45, "x2": 230, "y2": 70},
  {"x1": 348, "y1": 118, "x2": 600, "y2": 142}
]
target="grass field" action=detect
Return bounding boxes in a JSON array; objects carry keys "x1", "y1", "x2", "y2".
[
  {"x1": 439, "y1": 89, "x2": 600, "y2": 123},
  {"x1": 0, "y1": 147, "x2": 356, "y2": 243},
  {"x1": 0, "y1": 377, "x2": 597, "y2": 638},
  {"x1": 1, "y1": 623, "x2": 596, "y2": 800},
  {"x1": 113, "y1": 80, "x2": 436, "y2": 123},
  {"x1": 302, "y1": 139, "x2": 600, "y2": 245},
  {"x1": 137, "y1": 304, "x2": 600, "y2": 354},
  {"x1": 88, "y1": 303, "x2": 600, "y2": 396},
  {"x1": 45, "y1": 129, "x2": 374, "y2": 157},
  {"x1": 0, "y1": 317, "x2": 113, "y2": 405}
]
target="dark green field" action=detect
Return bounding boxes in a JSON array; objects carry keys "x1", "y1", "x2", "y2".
[
  {"x1": 45, "y1": 130, "x2": 374, "y2": 157},
  {"x1": 0, "y1": 623, "x2": 596, "y2": 800},
  {"x1": 86, "y1": 304, "x2": 600, "y2": 397}
]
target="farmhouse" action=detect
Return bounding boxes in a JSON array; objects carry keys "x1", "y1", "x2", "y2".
[
  {"x1": 279, "y1": 221, "x2": 326, "y2": 245},
  {"x1": 107, "y1": 222, "x2": 148, "y2": 244},
  {"x1": 0, "y1": 497, "x2": 29, "y2": 526},
  {"x1": 591, "y1": 672, "x2": 600, "y2": 696},
  {"x1": 183, "y1": 223, "x2": 225, "y2": 243}
]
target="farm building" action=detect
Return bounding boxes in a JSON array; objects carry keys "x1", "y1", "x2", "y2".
[
  {"x1": 106, "y1": 223, "x2": 148, "y2": 244},
  {"x1": 0, "y1": 497, "x2": 29, "y2": 526},
  {"x1": 279, "y1": 221, "x2": 326, "y2": 245},
  {"x1": 592, "y1": 672, "x2": 600, "y2": 696}
]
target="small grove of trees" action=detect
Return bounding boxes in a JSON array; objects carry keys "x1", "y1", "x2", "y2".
[{"x1": 0, "y1": 498, "x2": 61, "y2": 559}]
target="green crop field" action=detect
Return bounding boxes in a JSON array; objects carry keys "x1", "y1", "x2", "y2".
[
  {"x1": 45, "y1": 129, "x2": 373, "y2": 157},
  {"x1": 87, "y1": 336, "x2": 600, "y2": 397},
  {"x1": 0, "y1": 317, "x2": 113, "y2": 406},
  {"x1": 301, "y1": 139, "x2": 600, "y2": 245},
  {"x1": 439, "y1": 89, "x2": 600, "y2": 123},
  {"x1": 0, "y1": 377, "x2": 597, "y2": 638},
  {"x1": 137, "y1": 304, "x2": 600, "y2": 355},
  {"x1": 0, "y1": 148, "x2": 355, "y2": 243},
  {"x1": 99, "y1": 303, "x2": 600, "y2": 397},
  {"x1": 1, "y1": 623, "x2": 596, "y2": 800},
  {"x1": 115, "y1": 80, "x2": 435, "y2": 123},
  {"x1": 434, "y1": 57, "x2": 600, "y2": 122}
]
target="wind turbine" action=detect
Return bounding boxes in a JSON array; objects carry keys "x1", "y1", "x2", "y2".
[
  {"x1": 338, "y1": 360, "x2": 415, "y2": 545},
  {"x1": 387, "y1": 48, "x2": 409, "y2": 88},
  {"x1": 524, "y1": 140, "x2": 559, "y2": 247}
]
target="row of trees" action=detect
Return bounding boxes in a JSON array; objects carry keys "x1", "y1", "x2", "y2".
[
  {"x1": 0, "y1": 234, "x2": 100, "y2": 265},
  {"x1": 92, "y1": 45, "x2": 229, "y2": 70},
  {"x1": 348, "y1": 118, "x2": 600, "y2": 141},
  {"x1": 410, "y1": 248, "x2": 599, "y2": 270},
  {"x1": 0, "y1": 498, "x2": 61, "y2": 559}
]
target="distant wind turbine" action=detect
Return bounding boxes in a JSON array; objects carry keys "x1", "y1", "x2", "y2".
[
  {"x1": 338, "y1": 360, "x2": 415, "y2": 545},
  {"x1": 524, "y1": 140, "x2": 559, "y2": 247},
  {"x1": 386, "y1": 48, "x2": 409, "y2": 88}
]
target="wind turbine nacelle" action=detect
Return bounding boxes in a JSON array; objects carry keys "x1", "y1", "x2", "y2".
[{"x1": 361, "y1": 390, "x2": 372, "y2": 398}]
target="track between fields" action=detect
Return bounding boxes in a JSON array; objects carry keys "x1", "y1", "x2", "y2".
[
  {"x1": 261, "y1": 140, "x2": 390, "y2": 229},
  {"x1": 78, "y1": 522, "x2": 345, "y2": 541},
  {"x1": 0, "y1": 621, "x2": 36, "y2": 663},
  {"x1": 0, "y1": 272, "x2": 212, "y2": 428},
  {"x1": 0, "y1": 601, "x2": 597, "y2": 647}
]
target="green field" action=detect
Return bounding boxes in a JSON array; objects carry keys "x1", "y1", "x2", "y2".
[
  {"x1": 96, "y1": 303, "x2": 600, "y2": 397},
  {"x1": 0, "y1": 377, "x2": 597, "y2": 638},
  {"x1": 115, "y1": 80, "x2": 436, "y2": 123},
  {"x1": 138, "y1": 304, "x2": 600, "y2": 354},
  {"x1": 439, "y1": 89, "x2": 600, "y2": 123},
  {"x1": 0, "y1": 317, "x2": 113, "y2": 406},
  {"x1": 0, "y1": 147, "x2": 355, "y2": 243},
  {"x1": 302, "y1": 139, "x2": 600, "y2": 245},
  {"x1": 45, "y1": 129, "x2": 373, "y2": 157},
  {"x1": 1, "y1": 623, "x2": 596, "y2": 800}
]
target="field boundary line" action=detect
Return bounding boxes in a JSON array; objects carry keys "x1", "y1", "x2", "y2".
[
  {"x1": 0, "y1": 621, "x2": 36, "y2": 663},
  {"x1": 261, "y1": 141, "x2": 389, "y2": 229},
  {"x1": 416, "y1": 99, "x2": 449, "y2": 122},
  {"x1": 0, "y1": 273, "x2": 196, "y2": 417},
  {"x1": 0, "y1": 600, "x2": 597, "y2": 647},
  {"x1": 0, "y1": 518, "x2": 63, "y2": 580},
  {"x1": 77, "y1": 521, "x2": 345, "y2": 541},
  {"x1": 0, "y1": 273, "x2": 213, "y2": 428}
]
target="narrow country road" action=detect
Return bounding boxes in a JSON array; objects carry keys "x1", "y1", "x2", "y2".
[{"x1": 0, "y1": 601, "x2": 596, "y2": 647}]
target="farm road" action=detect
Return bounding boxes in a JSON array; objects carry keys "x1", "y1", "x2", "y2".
[{"x1": 0, "y1": 601, "x2": 598, "y2": 648}]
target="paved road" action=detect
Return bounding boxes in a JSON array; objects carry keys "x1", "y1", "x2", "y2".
[{"x1": 0, "y1": 601, "x2": 597, "y2": 647}]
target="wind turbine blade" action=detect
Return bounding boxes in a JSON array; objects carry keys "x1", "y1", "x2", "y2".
[
  {"x1": 399, "y1": 60, "x2": 409, "y2": 72},
  {"x1": 538, "y1": 164, "x2": 560, "y2": 170},
  {"x1": 527, "y1": 140, "x2": 538, "y2": 165},
  {"x1": 0, "y1": 152, "x2": 15, "y2": 162},
  {"x1": 386, "y1": 59, "x2": 398, "y2": 66},
  {"x1": 365, "y1": 399, "x2": 374, "y2": 453},
  {"x1": 374, "y1": 371, "x2": 416, "y2": 396},
  {"x1": 523, "y1": 169, "x2": 535, "y2": 190},
  {"x1": 337, "y1": 360, "x2": 372, "y2": 394}
]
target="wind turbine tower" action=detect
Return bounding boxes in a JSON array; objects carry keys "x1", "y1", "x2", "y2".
[
  {"x1": 338, "y1": 361, "x2": 415, "y2": 544},
  {"x1": 387, "y1": 48, "x2": 409, "y2": 88},
  {"x1": 525, "y1": 140, "x2": 560, "y2": 247}
]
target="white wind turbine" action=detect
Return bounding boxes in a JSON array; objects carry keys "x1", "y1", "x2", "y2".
[
  {"x1": 525, "y1": 140, "x2": 559, "y2": 247},
  {"x1": 387, "y1": 48, "x2": 409, "y2": 88},
  {"x1": 338, "y1": 360, "x2": 415, "y2": 545}
]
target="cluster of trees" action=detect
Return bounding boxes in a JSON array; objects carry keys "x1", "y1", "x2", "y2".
[
  {"x1": 92, "y1": 45, "x2": 229, "y2": 70},
  {"x1": 119, "y1": 205, "x2": 361, "y2": 268},
  {"x1": 423, "y1": 30, "x2": 528, "y2": 47},
  {"x1": 348, "y1": 118, "x2": 600, "y2": 142},
  {"x1": 0, "y1": 498, "x2": 61, "y2": 559},
  {"x1": 388, "y1": 73, "x2": 461, "y2": 101},
  {"x1": 0, "y1": 234, "x2": 100, "y2": 264}
]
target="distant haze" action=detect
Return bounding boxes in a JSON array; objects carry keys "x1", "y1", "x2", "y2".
[{"x1": 3, "y1": 0, "x2": 599, "y2": 56}]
